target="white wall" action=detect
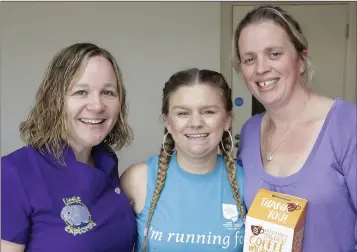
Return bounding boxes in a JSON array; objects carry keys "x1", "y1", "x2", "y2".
[
  {"x1": 345, "y1": 1, "x2": 357, "y2": 104},
  {"x1": 0, "y1": 2, "x2": 221, "y2": 173}
]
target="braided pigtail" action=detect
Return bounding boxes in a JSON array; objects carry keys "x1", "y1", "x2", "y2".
[
  {"x1": 220, "y1": 131, "x2": 246, "y2": 221},
  {"x1": 142, "y1": 131, "x2": 175, "y2": 251}
]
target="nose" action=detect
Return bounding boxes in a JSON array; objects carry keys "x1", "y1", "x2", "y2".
[
  {"x1": 255, "y1": 57, "x2": 270, "y2": 75},
  {"x1": 86, "y1": 93, "x2": 105, "y2": 112},
  {"x1": 188, "y1": 112, "x2": 204, "y2": 128}
]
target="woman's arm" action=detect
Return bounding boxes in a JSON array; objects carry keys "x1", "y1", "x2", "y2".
[
  {"x1": 120, "y1": 162, "x2": 148, "y2": 214},
  {"x1": 1, "y1": 240, "x2": 25, "y2": 252},
  {"x1": 342, "y1": 135, "x2": 357, "y2": 250}
]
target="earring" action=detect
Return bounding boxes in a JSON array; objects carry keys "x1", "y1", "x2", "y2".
[
  {"x1": 220, "y1": 130, "x2": 234, "y2": 155},
  {"x1": 162, "y1": 132, "x2": 176, "y2": 156}
]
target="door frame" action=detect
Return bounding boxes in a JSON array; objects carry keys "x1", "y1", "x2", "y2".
[{"x1": 220, "y1": 1, "x2": 357, "y2": 104}]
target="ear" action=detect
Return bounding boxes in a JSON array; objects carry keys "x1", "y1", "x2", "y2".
[
  {"x1": 163, "y1": 115, "x2": 172, "y2": 134},
  {"x1": 224, "y1": 111, "x2": 233, "y2": 131},
  {"x1": 299, "y1": 49, "x2": 308, "y2": 74}
]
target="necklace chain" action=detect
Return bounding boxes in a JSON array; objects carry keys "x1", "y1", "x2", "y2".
[{"x1": 266, "y1": 94, "x2": 311, "y2": 162}]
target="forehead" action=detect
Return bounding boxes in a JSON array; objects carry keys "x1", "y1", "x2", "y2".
[
  {"x1": 238, "y1": 20, "x2": 292, "y2": 52},
  {"x1": 169, "y1": 84, "x2": 225, "y2": 108},
  {"x1": 72, "y1": 55, "x2": 117, "y2": 88}
]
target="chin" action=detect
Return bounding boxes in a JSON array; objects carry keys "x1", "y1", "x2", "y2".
[
  {"x1": 187, "y1": 147, "x2": 214, "y2": 157},
  {"x1": 262, "y1": 98, "x2": 283, "y2": 108},
  {"x1": 81, "y1": 135, "x2": 107, "y2": 148},
  {"x1": 253, "y1": 92, "x2": 279, "y2": 107}
]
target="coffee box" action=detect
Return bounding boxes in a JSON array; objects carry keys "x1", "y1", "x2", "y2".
[{"x1": 243, "y1": 188, "x2": 308, "y2": 252}]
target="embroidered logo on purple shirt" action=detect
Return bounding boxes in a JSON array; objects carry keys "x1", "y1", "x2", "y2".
[{"x1": 60, "y1": 196, "x2": 96, "y2": 236}]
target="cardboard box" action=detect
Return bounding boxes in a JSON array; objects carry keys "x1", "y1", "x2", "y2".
[{"x1": 243, "y1": 188, "x2": 308, "y2": 252}]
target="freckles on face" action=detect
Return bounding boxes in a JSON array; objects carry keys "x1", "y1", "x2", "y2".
[{"x1": 65, "y1": 55, "x2": 121, "y2": 149}]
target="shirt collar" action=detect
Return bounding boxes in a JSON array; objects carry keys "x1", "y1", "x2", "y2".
[{"x1": 42, "y1": 142, "x2": 117, "y2": 176}]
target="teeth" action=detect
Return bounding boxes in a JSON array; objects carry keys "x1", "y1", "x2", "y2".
[
  {"x1": 186, "y1": 134, "x2": 208, "y2": 138},
  {"x1": 258, "y1": 79, "x2": 278, "y2": 87},
  {"x1": 80, "y1": 119, "x2": 104, "y2": 124}
]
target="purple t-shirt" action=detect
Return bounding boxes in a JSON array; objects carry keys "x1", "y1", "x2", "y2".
[
  {"x1": 1, "y1": 144, "x2": 136, "y2": 252},
  {"x1": 238, "y1": 98, "x2": 357, "y2": 251}
]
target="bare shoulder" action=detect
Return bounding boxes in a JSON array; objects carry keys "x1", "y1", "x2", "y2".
[
  {"x1": 121, "y1": 162, "x2": 148, "y2": 181},
  {"x1": 120, "y1": 162, "x2": 148, "y2": 214},
  {"x1": 120, "y1": 162, "x2": 148, "y2": 195}
]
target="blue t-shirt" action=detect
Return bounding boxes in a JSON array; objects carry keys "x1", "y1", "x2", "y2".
[
  {"x1": 136, "y1": 153, "x2": 246, "y2": 252},
  {"x1": 1, "y1": 144, "x2": 136, "y2": 252}
]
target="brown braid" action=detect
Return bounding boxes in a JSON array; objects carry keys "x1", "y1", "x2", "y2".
[
  {"x1": 142, "y1": 131, "x2": 175, "y2": 252},
  {"x1": 220, "y1": 131, "x2": 246, "y2": 221}
]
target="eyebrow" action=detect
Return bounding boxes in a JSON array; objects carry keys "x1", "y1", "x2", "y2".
[
  {"x1": 242, "y1": 46, "x2": 284, "y2": 56},
  {"x1": 72, "y1": 83, "x2": 117, "y2": 89},
  {"x1": 171, "y1": 105, "x2": 221, "y2": 110},
  {"x1": 265, "y1": 46, "x2": 283, "y2": 51}
]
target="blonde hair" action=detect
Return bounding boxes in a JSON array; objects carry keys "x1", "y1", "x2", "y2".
[
  {"x1": 19, "y1": 42, "x2": 133, "y2": 165},
  {"x1": 141, "y1": 68, "x2": 246, "y2": 251},
  {"x1": 233, "y1": 5, "x2": 313, "y2": 86}
]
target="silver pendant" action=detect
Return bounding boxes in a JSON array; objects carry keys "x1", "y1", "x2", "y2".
[{"x1": 266, "y1": 152, "x2": 273, "y2": 162}]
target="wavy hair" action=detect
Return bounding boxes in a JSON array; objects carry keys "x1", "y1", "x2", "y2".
[{"x1": 19, "y1": 42, "x2": 133, "y2": 165}]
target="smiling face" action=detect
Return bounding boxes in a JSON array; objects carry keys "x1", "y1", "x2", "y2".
[
  {"x1": 164, "y1": 84, "x2": 231, "y2": 158},
  {"x1": 65, "y1": 55, "x2": 120, "y2": 151},
  {"x1": 238, "y1": 20, "x2": 306, "y2": 107}
]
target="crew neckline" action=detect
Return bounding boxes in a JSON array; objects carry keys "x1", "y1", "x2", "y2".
[{"x1": 170, "y1": 153, "x2": 224, "y2": 182}]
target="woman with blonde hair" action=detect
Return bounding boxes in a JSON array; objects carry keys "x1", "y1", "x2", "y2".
[
  {"x1": 234, "y1": 5, "x2": 356, "y2": 251},
  {"x1": 121, "y1": 68, "x2": 246, "y2": 252},
  {"x1": 1, "y1": 42, "x2": 136, "y2": 251}
]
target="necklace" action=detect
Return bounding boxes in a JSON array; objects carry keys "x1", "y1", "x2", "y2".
[{"x1": 266, "y1": 94, "x2": 311, "y2": 162}]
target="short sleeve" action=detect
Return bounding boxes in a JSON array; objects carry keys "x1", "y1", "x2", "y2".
[
  {"x1": 340, "y1": 129, "x2": 357, "y2": 250},
  {"x1": 332, "y1": 100, "x2": 357, "y2": 249},
  {"x1": 1, "y1": 156, "x2": 32, "y2": 244},
  {"x1": 342, "y1": 133, "x2": 357, "y2": 208}
]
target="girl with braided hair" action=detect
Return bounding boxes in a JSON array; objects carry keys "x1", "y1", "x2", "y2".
[{"x1": 121, "y1": 68, "x2": 246, "y2": 252}]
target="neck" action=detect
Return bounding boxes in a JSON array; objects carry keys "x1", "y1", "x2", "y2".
[
  {"x1": 176, "y1": 149, "x2": 218, "y2": 174},
  {"x1": 68, "y1": 142, "x2": 94, "y2": 166},
  {"x1": 265, "y1": 87, "x2": 311, "y2": 129}
]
